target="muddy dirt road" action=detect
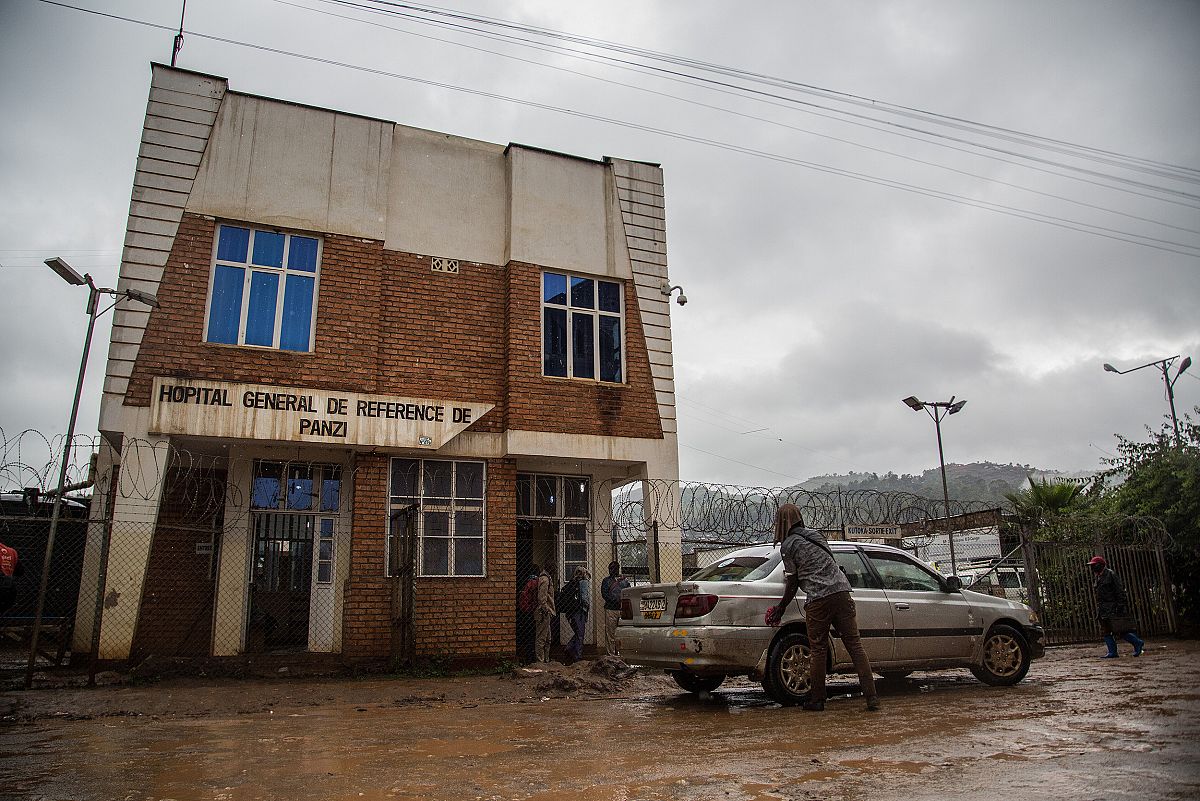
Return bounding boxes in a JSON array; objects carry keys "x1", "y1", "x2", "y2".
[{"x1": 2, "y1": 641, "x2": 1198, "y2": 801}]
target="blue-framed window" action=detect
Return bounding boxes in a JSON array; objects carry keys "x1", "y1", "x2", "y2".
[
  {"x1": 542, "y1": 272, "x2": 624, "y2": 382},
  {"x1": 205, "y1": 224, "x2": 321, "y2": 352}
]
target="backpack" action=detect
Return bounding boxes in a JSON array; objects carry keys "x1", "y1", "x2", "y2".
[
  {"x1": 557, "y1": 577, "x2": 581, "y2": 615},
  {"x1": 518, "y1": 577, "x2": 539, "y2": 613}
]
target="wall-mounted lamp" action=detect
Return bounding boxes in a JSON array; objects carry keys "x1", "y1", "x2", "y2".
[{"x1": 660, "y1": 282, "x2": 687, "y2": 306}]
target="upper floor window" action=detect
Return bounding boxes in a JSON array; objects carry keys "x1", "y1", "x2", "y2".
[
  {"x1": 205, "y1": 224, "x2": 321, "y2": 352},
  {"x1": 542, "y1": 272, "x2": 623, "y2": 382}
]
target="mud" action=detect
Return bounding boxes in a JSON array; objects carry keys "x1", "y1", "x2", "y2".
[{"x1": 2, "y1": 643, "x2": 1198, "y2": 800}]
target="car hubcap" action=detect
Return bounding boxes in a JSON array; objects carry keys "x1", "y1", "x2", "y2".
[
  {"x1": 984, "y1": 633, "x2": 1022, "y2": 676},
  {"x1": 779, "y1": 642, "x2": 812, "y2": 695}
]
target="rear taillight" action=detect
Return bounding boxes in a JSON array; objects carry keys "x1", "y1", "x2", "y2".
[
  {"x1": 675, "y1": 594, "x2": 719, "y2": 619},
  {"x1": 620, "y1": 598, "x2": 633, "y2": 619}
]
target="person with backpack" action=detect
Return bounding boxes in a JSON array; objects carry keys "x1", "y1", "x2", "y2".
[
  {"x1": 535, "y1": 564, "x2": 556, "y2": 663},
  {"x1": 560, "y1": 567, "x2": 590, "y2": 663},
  {"x1": 516, "y1": 566, "x2": 540, "y2": 663},
  {"x1": 765, "y1": 504, "x2": 880, "y2": 712},
  {"x1": 600, "y1": 561, "x2": 629, "y2": 655}
]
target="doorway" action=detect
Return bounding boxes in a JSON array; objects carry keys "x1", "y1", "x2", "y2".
[{"x1": 247, "y1": 513, "x2": 314, "y2": 651}]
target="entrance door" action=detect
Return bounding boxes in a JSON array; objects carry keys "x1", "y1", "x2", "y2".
[{"x1": 248, "y1": 514, "x2": 314, "y2": 651}]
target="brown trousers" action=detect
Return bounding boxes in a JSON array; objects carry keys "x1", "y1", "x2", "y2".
[{"x1": 805, "y1": 590, "x2": 878, "y2": 703}]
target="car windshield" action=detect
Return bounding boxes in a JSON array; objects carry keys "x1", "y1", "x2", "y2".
[{"x1": 688, "y1": 552, "x2": 780, "y2": 582}]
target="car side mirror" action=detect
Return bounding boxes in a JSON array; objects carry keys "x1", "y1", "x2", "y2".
[{"x1": 944, "y1": 576, "x2": 963, "y2": 592}]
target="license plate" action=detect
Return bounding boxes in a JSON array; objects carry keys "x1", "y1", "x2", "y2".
[{"x1": 640, "y1": 598, "x2": 667, "y2": 619}]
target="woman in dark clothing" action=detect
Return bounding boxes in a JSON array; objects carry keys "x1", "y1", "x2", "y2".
[{"x1": 1090, "y1": 556, "x2": 1145, "y2": 658}]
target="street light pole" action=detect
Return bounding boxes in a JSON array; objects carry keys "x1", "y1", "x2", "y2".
[
  {"x1": 26, "y1": 258, "x2": 158, "y2": 689},
  {"x1": 902, "y1": 395, "x2": 967, "y2": 576},
  {"x1": 1103, "y1": 356, "x2": 1192, "y2": 446}
]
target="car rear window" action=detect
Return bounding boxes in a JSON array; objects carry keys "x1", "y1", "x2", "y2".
[{"x1": 689, "y1": 552, "x2": 780, "y2": 582}]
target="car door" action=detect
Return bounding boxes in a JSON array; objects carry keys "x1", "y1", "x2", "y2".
[
  {"x1": 863, "y1": 549, "x2": 978, "y2": 663},
  {"x1": 829, "y1": 547, "x2": 895, "y2": 666}
]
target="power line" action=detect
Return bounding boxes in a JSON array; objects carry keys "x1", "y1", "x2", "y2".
[
  {"x1": 349, "y1": 0, "x2": 1200, "y2": 199},
  {"x1": 679, "y1": 443, "x2": 807, "y2": 484},
  {"x1": 34, "y1": 0, "x2": 1200, "y2": 256},
  {"x1": 314, "y1": 0, "x2": 1200, "y2": 214},
  {"x1": 278, "y1": 0, "x2": 1200, "y2": 237}
]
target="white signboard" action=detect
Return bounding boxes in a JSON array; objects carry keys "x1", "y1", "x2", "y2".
[
  {"x1": 150, "y1": 378, "x2": 494, "y2": 450},
  {"x1": 845, "y1": 524, "x2": 902, "y2": 540},
  {"x1": 907, "y1": 526, "x2": 1002, "y2": 574}
]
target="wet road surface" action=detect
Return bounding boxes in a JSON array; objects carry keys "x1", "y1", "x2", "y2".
[{"x1": 2, "y1": 641, "x2": 1198, "y2": 800}]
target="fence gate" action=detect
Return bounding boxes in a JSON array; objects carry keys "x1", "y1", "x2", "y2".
[{"x1": 1022, "y1": 518, "x2": 1176, "y2": 645}]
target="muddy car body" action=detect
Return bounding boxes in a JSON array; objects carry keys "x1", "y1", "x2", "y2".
[{"x1": 617, "y1": 542, "x2": 1045, "y2": 702}]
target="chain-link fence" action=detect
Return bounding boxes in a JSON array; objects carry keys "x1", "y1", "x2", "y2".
[{"x1": 1, "y1": 428, "x2": 1180, "y2": 683}]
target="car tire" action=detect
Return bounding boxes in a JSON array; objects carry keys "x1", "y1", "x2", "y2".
[
  {"x1": 670, "y1": 670, "x2": 725, "y2": 694},
  {"x1": 970, "y1": 624, "x2": 1032, "y2": 686},
  {"x1": 879, "y1": 670, "x2": 912, "y2": 681},
  {"x1": 762, "y1": 631, "x2": 812, "y2": 705}
]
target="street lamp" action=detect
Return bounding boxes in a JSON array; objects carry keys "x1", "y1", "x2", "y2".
[
  {"x1": 1103, "y1": 356, "x2": 1192, "y2": 446},
  {"x1": 902, "y1": 395, "x2": 967, "y2": 575},
  {"x1": 26, "y1": 258, "x2": 159, "y2": 688}
]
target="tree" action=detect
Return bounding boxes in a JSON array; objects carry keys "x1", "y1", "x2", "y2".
[
  {"x1": 1004, "y1": 476, "x2": 1086, "y2": 533},
  {"x1": 1095, "y1": 409, "x2": 1200, "y2": 625}
]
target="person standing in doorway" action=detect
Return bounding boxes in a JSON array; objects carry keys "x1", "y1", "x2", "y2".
[
  {"x1": 563, "y1": 567, "x2": 590, "y2": 663},
  {"x1": 1090, "y1": 556, "x2": 1145, "y2": 658},
  {"x1": 517, "y1": 565, "x2": 540, "y2": 663},
  {"x1": 600, "y1": 561, "x2": 629, "y2": 655},
  {"x1": 535, "y1": 563, "x2": 556, "y2": 663},
  {"x1": 765, "y1": 504, "x2": 880, "y2": 712}
]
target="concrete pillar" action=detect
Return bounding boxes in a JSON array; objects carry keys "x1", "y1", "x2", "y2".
[
  {"x1": 96, "y1": 435, "x2": 170, "y2": 659},
  {"x1": 211, "y1": 449, "x2": 252, "y2": 656},
  {"x1": 71, "y1": 441, "x2": 119, "y2": 653},
  {"x1": 643, "y1": 436, "x2": 682, "y2": 582}
]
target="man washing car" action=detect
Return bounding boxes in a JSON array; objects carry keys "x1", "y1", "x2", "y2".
[{"x1": 766, "y1": 504, "x2": 880, "y2": 712}]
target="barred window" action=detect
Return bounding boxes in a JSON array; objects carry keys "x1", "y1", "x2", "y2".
[{"x1": 389, "y1": 458, "x2": 486, "y2": 577}]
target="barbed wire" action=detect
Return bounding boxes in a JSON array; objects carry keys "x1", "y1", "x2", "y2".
[{"x1": 0, "y1": 430, "x2": 1171, "y2": 547}]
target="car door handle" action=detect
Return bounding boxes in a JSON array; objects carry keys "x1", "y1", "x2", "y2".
[{"x1": 894, "y1": 603, "x2": 911, "y2": 611}]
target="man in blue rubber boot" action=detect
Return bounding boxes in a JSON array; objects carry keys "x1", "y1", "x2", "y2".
[{"x1": 1090, "y1": 556, "x2": 1145, "y2": 658}]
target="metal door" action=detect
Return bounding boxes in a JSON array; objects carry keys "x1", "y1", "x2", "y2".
[{"x1": 247, "y1": 514, "x2": 313, "y2": 651}]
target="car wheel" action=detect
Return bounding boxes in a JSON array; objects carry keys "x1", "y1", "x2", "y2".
[
  {"x1": 762, "y1": 631, "x2": 812, "y2": 705},
  {"x1": 970, "y1": 624, "x2": 1032, "y2": 686},
  {"x1": 879, "y1": 670, "x2": 912, "y2": 681},
  {"x1": 670, "y1": 670, "x2": 725, "y2": 693}
]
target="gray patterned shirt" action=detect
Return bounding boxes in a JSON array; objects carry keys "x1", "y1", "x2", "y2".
[{"x1": 780, "y1": 528, "x2": 851, "y2": 603}]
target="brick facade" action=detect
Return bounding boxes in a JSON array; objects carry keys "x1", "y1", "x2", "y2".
[
  {"x1": 130, "y1": 463, "x2": 223, "y2": 660},
  {"x1": 127, "y1": 214, "x2": 662, "y2": 663},
  {"x1": 127, "y1": 213, "x2": 663, "y2": 441}
]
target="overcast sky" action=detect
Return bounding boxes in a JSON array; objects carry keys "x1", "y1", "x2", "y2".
[{"x1": 1, "y1": 0, "x2": 1197, "y2": 487}]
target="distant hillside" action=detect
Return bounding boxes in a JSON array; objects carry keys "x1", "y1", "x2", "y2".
[{"x1": 792, "y1": 462, "x2": 1096, "y2": 507}]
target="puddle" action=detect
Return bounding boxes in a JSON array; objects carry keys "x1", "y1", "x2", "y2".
[{"x1": 2, "y1": 643, "x2": 1199, "y2": 800}]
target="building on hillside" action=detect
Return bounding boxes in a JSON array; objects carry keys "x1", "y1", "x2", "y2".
[{"x1": 73, "y1": 64, "x2": 682, "y2": 665}]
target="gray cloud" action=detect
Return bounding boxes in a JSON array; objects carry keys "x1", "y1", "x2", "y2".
[{"x1": 2, "y1": 0, "x2": 1196, "y2": 488}]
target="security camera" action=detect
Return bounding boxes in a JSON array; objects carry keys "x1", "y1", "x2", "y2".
[{"x1": 676, "y1": 293, "x2": 687, "y2": 306}]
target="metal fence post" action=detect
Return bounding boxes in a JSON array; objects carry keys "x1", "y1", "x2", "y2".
[
  {"x1": 86, "y1": 517, "x2": 113, "y2": 686},
  {"x1": 1018, "y1": 523, "x2": 1043, "y2": 620},
  {"x1": 650, "y1": 520, "x2": 661, "y2": 584}
]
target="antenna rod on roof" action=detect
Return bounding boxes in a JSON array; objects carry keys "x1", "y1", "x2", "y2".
[{"x1": 171, "y1": 0, "x2": 187, "y2": 67}]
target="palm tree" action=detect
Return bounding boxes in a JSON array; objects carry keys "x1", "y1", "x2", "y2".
[{"x1": 1004, "y1": 477, "x2": 1085, "y2": 533}]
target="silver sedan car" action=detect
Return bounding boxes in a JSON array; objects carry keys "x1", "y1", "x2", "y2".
[{"x1": 617, "y1": 542, "x2": 1045, "y2": 703}]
